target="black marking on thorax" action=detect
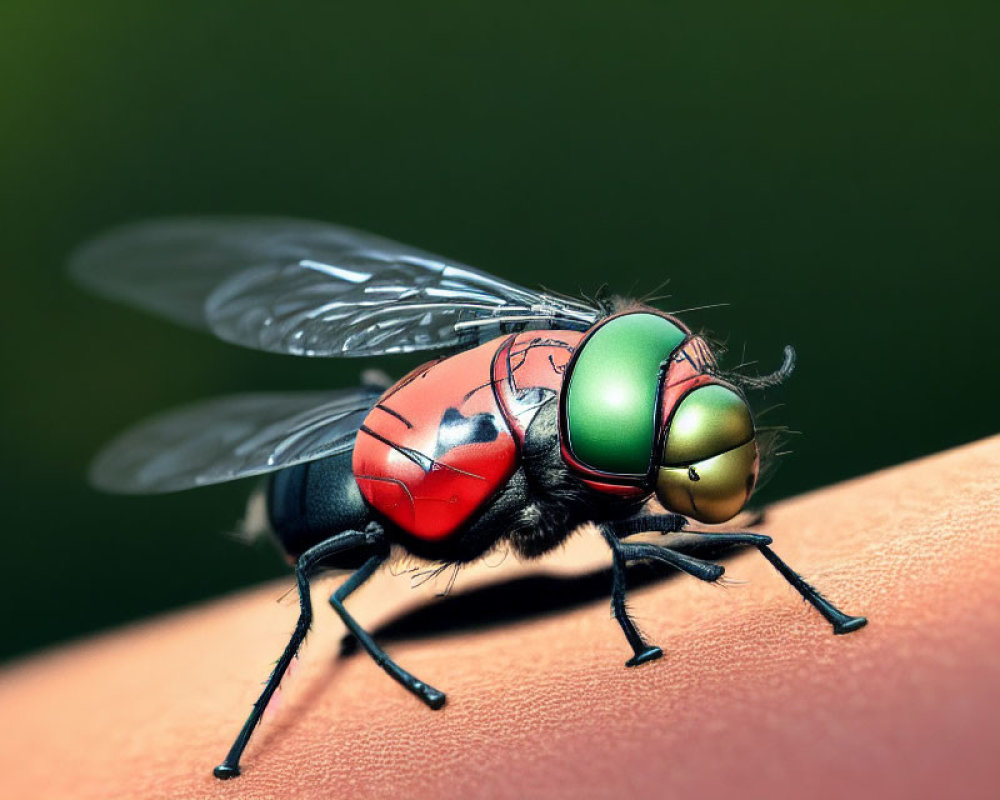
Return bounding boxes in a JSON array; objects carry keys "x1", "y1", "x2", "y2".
[{"x1": 434, "y1": 407, "x2": 500, "y2": 458}]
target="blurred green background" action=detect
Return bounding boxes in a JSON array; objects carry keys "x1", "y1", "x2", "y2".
[{"x1": 1, "y1": 1, "x2": 997, "y2": 661}]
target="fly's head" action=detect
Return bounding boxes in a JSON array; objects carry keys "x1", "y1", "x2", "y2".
[{"x1": 559, "y1": 308, "x2": 780, "y2": 522}]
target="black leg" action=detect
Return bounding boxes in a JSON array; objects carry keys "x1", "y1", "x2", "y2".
[
  {"x1": 611, "y1": 514, "x2": 768, "y2": 541},
  {"x1": 600, "y1": 515, "x2": 866, "y2": 670},
  {"x1": 676, "y1": 531, "x2": 867, "y2": 635},
  {"x1": 601, "y1": 512, "x2": 869, "y2": 665},
  {"x1": 756, "y1": 543, "x2": 867, "y2": 634},
  {"x1": 657, "y1": 530, "x2": 773, "y2": 547},
  {"x1": 601, "y1": 527, "x2": 663, "y2": 667},
  {"x1": 617, "y1": 541, "x2": 726, "y2": 582},
  {"x1": 601, "y1": 531, "x2": 740, "y2": 666},
  {"x1": 329, "y1": 554, "x2": 446, "y2": 710},
  {"x1": 213, "y1": 525, "x2": 381, "y2": 780},
  {"x1": 613, "y1": 513, "x2": 687, "y2": 538}
]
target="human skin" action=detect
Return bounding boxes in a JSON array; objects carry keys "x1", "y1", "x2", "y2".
[{"x1": 0, "y1": 436, "x2": 997, "y2": 800}]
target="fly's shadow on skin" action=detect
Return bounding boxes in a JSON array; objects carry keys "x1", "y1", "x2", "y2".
[{"x1": 337, "y1": 527, "x2": 762, "y2": 657}]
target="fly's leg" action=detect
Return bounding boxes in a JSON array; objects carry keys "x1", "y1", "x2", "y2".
[
  {"x1": 758, "y1": 542, "x2": 867, "y2": 633},
  {"x1": 614, "y1": 513, "x2": 767, "y2": 539},
  {"x1": 677, "y1": 531, "x2": 867, "y2": 634},
  {"x1": 614, "y1": 515, "x2": 868, "y2": 635},
  {"x1": 213, "y1": 525, "x2": 382, "y2": 781},
  {"x1": 613, "y1": 513, "x2": 687, "y2": 537},
  {"x1": 601, "y1": 523, "x2": 743, "y2": 667},
  {"x1": 602, "y1": 526, "x2": 663, "y2": 667},
  {"x1": 616, "y1": 541, "x2": 728, "y2": 583},
  {"x1": 328, "y1": 555, "x2": 446, "y2": 710}
]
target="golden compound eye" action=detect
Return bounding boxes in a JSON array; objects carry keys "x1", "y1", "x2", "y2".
[
  {"x1": 656, "y1": 441, "x2": 759, "y2": 523},
  {"x1": 657, "y1": 385, "x2": 758, "y2": 523},
  {"x1": 663, "y1": 385, "x2": 754, "y2": 466}
]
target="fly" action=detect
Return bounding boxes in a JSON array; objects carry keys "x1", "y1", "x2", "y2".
[{"x1": 71, "y1": 217, "x2": 867, "y2": 779}]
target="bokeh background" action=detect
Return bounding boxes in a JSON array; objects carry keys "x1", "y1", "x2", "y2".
[{"x1": 1, "y1": 1, "x2": 996, "y2": 661}]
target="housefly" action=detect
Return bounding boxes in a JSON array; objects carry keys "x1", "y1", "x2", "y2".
[{"x1": 71, "y1": 217, "x2": 866, "y2": 778}]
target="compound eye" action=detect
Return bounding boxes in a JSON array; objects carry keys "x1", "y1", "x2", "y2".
[
  {"x1": 656, "y1": 441, "x2": 759, "y2": 523},
  {"x1": 663, "y1": 385, "x2": 754, "y2": 466},
  {"x1": 563, "y1": 312, "x2": 688, "y2": 475},
  {"x1": 656, "y1": 384, "x2": 758, "y2": 524}
]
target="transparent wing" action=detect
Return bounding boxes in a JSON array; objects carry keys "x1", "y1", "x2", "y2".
[
  {"x1": 89, "y1": 388, "x2": 381, "y2": 494},
  {"x1": 71, "y1": 217, "x2": 603, "y2": 357}
]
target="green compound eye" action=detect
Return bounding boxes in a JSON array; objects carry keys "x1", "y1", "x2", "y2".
[{"x1": 564, "y1": 313, "x2": 687, "y2": 475}]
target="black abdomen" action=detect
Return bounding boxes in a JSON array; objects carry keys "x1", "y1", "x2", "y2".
[{"x1": 267, "y1": 449, "x2": 371, "y2": 560}]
